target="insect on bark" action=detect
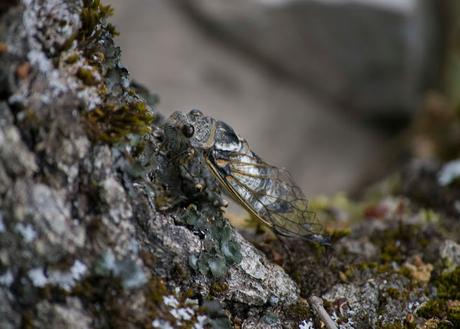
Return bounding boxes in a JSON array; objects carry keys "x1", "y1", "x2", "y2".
[{"x1": 165, "y1": 109, "x2": 330, "y2": 246}]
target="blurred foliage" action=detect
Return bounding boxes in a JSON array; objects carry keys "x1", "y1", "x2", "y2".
[
  {"x1": 443, "y1": 1, "x2": 460, "y2": 108},
  {"x1": 409, "y1": 1, "x2": 460, "y2": 162}
]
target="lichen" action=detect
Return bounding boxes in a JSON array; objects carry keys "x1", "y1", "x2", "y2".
[
  {"x1": 145, "y1": 278, "x2": 230, "y2": 329},
  {"x1": 94, "y1": 250, "x2": 147, "y2": 289},
  {"x1": 182, "y1": 205, "x2": 242, "y2": 278}
]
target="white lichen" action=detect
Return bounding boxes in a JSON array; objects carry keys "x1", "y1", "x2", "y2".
[
  {"x1": 438, "y1": 159, "x2": 460, "y2": 186},
  {"x1": 97, "y1": 250, "x2": 148, "y2": 289},
  {"x1": 122, "y1": 264, "x2": 148, "y2": 289},
  {"x1": 27, "y1": 49, "x2": 53, "y2": 74},
  {"x1": 170, "y1": 307, "x2": 194, "y2": 321},
  {"x1": 299, "y1": 319, "x2": 315, "y2": 329},
  {"x1": 0, "y1": 270, "x2": 14, "y2": 287},
  {"x1": 29, "y1": 184, "x2": 86, "y2": 252},
  {"x1": 9, "y1": 0, "x2": 102, "y2": 110},
  {"x1": 193, "y1": 315, "x2": 207, "y2": 329},
  {"x1": 102, "y1": 177, "x2": 133, "y2": 224},
  {"x1": 70, "y1": 260, "x2": 87, "y2": 280},
  {"x1": 15, "y1": 223, "x2": 37, "y2": 242},
  {"x1": 0, "y1": 213, "x2": 5, "y2": 232},
  {"x1": 152, "y1": 319, "x2": 174, "y2": 329},
  {"x1": 163, "y1": 295, "x2": 179, "y2": 308},
  {"x1": 330, "y1": 309, "x2": 356, "y2": 329},
  {"x1": 28, "y1": 267, "x2": 48, "y2": 287},
  {"x1": 27, "y1": 260, "x2": 87, "y2": 291},
  {"x1": 154, "y1": 292, "x2": 206, "y2": 328},
  {"x1": 47, "y1": 260, "x2": 87, "y2": 291}
]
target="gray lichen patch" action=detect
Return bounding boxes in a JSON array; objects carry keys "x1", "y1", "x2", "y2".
[
  {"x1": 0, "y1": 103, "x2": 37, "y2": 179},
  {"x1": 227, "y1": 232, "x2": 298, "y2": 306},
  {"x1": 34, "y1": 298, "x2": 92, "y2": 329}
]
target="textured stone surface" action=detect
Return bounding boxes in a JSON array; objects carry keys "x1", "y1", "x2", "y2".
[{"x1": 0, "y1": 1, "x2": 302, "y2": 327}]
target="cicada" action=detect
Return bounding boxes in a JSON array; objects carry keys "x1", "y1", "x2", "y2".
[{"x1": 164, "y1": 109, "x2": 330, "y2": 245}]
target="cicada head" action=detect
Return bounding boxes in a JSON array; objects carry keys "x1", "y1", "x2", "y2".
[{"x1": 166, "y1": 110, "x2": 217, "y2": 150}]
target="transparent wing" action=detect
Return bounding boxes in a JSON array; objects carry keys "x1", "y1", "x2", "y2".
[{"x1": 209, "y1": 141, "x2": 330, "y2": 245}]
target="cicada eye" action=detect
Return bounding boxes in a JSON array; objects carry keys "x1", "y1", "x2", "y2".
[
  {"x1": 190, "y1": 109, "x2": 203, "y2": 117},
  {"x1": 182, "y1": 124, "x2": 194, "y2": 138}
]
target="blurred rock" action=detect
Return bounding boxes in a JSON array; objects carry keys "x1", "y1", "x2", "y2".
[
  {"x1": 177, "y1": 0, "x2": 438, "y2": 119},
  {"x1": 440, "y1": 240, "x2": 460, "y2": 270}
]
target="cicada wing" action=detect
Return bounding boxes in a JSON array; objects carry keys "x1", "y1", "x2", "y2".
[{"x1": 208, "y1": 141, "x2": 330, "y2": 245}]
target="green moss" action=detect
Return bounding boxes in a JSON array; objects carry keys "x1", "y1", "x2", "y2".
[
  {"x1": 71, "y1": 274, "x2": 140, "y2": 328},
  {"x1": 381, "y1": 240, "x2": 403, "y2": 263},
  {"x1": 21, "y1": 311, "x2": 34, "y2": 329},
  {"x1": 370, "y1": 224, "x2": 429, "y2": 267},
  {"x1": 80, "y1": 0, "x2": 117, "y2": 40},
  {"x1": 171, "y1": 261, "x2": 190, "y2": 282},
  {"x1": 398, "y1": 266, "x2": 413, "y2": 279},
  {"x1": 378, "y1": 321, "x2": 417, "y2": 329},
  {"x1": 438, "y1": 322, "x2": 455, "y2": 329},
  {"x1": 284, "y1": 299, "x2": 311, "y2": 322},
  {"x1": 84, "y1": 101, "x2": 154, "y2": 143},
  {"x1": 70, "y1": 0, "x2": 156, "y2": 145},
  {"x1": 77, "y1": 0, "x2": 119, "y2": 71},
  {"x1": 356, "y1": 261, "x2": 392, "y2": 275},
  {"x1": 378, "y1": 323, "x2": 405, "y2": 329},
  {"x1": 210, "y1": 281, "x2": 229, "y2": 296},
  {"x1": 76, "y1": 67, "x2": 99, "y2": 86},
  {"x1": 447, "y1": 301, "x2": 460, "y2": 327},
  {"x1": 437, "y1": 267, "x2": 460, "y2": 299},
  {"x1": 417, "y1": 300, "x2": 447, "y2": 319},
  {"x1": 417, "y1": 299, "x2": 460, "y2": 328},
  {"x1": 59, "y1": 0, "x2": 116, "y2": 54},
  {"x1": 329, "y1": 228, "x2": 351, "y2": 242},
  {"x1": 145, "y1": 276, "x2": 168, "y2": 307},
  {"x1": 65, "y1": 53, "x2": 80, "y2": 64},
  {"x1": 386, "y1": 287, "x2": 401, "y2": 300}
]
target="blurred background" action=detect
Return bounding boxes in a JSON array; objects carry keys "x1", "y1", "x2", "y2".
[{"x1": 107, "y1": 0, "x2": 448, "y2": 196}]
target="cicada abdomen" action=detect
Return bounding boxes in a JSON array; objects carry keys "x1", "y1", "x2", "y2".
[{"x1": 166, "y1": 110, "x2": 330, "y2": 245}]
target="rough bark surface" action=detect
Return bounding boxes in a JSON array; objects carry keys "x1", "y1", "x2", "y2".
[{"x1": 0, "y1": 1, "x2": 300, "y2": 328}]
